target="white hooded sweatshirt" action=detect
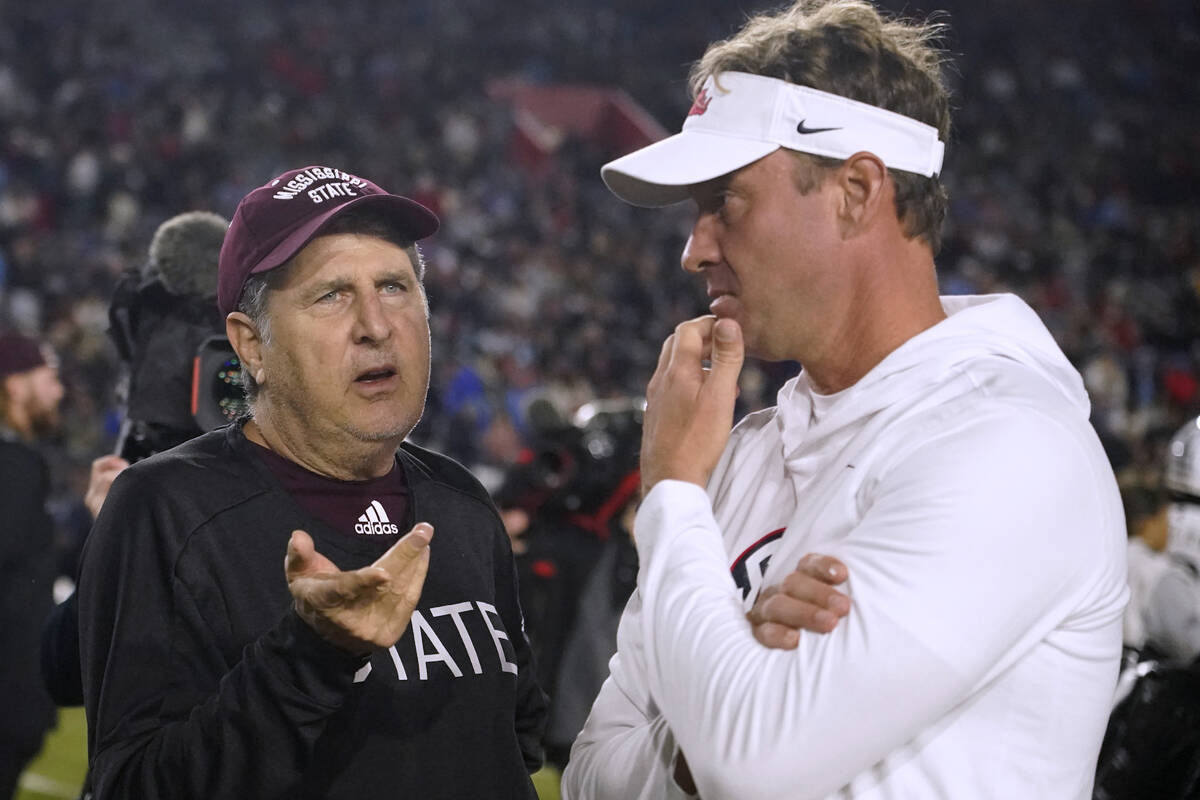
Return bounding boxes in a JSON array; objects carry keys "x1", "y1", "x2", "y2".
[{"x1": 564, "y1": 294, "x2": 1128, "y2": 800}]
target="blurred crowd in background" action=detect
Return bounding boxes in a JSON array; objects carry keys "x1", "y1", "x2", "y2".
[{"x1": 0, "y1": 0, "x2": 1197, "y2": 582}]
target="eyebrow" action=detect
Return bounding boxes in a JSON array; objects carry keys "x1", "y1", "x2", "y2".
[
  {"x1": 306, "y1": 270, "x2": 415, "y2": 296},
  {"x1": 306, "y1": 276, "x2": 352, "y2": 298},
  {"x1": 373, "y1": 270, "x2": 415, "y2": 285}
]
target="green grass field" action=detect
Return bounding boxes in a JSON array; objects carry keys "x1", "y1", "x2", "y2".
[
  {"x1": 15, "y1": 708, "x2": 87, "y2": 800},
  {"x1": 16, "y1": 708, "x2": 562, "y2": 800}
]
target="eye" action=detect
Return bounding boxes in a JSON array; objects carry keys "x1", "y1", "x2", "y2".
[
  {"x1": 316, "y1": 289, "x2": 341, "y2": 303},
  {"x1": 715, "y1": 191, "x2": 734, "y2": 222},
  {"x1": 381, "y1": 280, "x2": 408, "y2": 295}
]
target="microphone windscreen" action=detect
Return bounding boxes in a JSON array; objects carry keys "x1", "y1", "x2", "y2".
[{"x1": 145, "y1": 211, "x2": 229, "y2": 299}]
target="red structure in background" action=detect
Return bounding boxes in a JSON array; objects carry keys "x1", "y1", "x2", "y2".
[{"x1": 488, "y1": 79, "x2": 668, "y2": 172}]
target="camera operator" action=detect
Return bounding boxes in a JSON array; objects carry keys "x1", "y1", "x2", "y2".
[
  {"x1": 108, "y1": 210, "x2": 241, "y2": 462},
  {"x1": 41, "y1": 211, "x2": 234, "y2": 710}
]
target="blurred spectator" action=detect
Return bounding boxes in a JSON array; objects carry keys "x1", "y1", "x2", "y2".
[
  {"x1": 0, "y1": 332, "x2": 62, "y2": 800},
  {"x1": 1101, "y1": 416, "x2": 1200, "y2": 799},
  {"x1": 494, "y1": 397, "x2": 643, "y2": 768},
  {"x1": 1122, "y1": 483, "x2": 1170, "y2": 657},
  {"x1": 1094, "y1": 653, "x2": 1200, "y2": 800},
  {"x1": 0, "y1": 0, "x2": 1194, "y2": 505},
  {"x1": 1138, "y1": 416, "x2": 1200, "y2": 665}
]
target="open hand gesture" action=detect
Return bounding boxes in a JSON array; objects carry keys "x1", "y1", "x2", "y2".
[{"x1": 285, "y1": 523, "x2": 433, "y2": 655}]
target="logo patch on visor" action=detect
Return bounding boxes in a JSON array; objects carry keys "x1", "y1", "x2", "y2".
[
  {"x1": 688, "y1": 88, "x2": 713, "y2": 117},
  {"x1": 796, "y1": 119, "x2": 842, "y2": 135}
]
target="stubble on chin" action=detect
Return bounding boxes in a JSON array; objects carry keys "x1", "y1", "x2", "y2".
[
  {"x1": 30, "y1": 409, "x2": 61, "y2": 439},
  {"x1": 344, "y1": 394, "x2": 426, "y2": 443}
]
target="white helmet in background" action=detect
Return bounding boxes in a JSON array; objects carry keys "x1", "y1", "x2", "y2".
[
  {"x1": 1165, "y1": 415, "x2": 1200, "y2": 499},
  {"x1": 1165, "y1": 415, "x2": 1200, "y2": 564}
]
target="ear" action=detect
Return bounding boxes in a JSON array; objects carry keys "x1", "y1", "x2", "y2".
[
  {"x1": 225, "y1": 312, "x2": 267, "y2": 387},
  {"x1": 836, "y1": 151, "x2": 890, "y2": 239}
]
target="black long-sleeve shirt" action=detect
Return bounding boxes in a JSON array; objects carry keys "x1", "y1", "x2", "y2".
[
  {"x1": 0, "y1": 436, "x2": 56, "y2": 752},
  {"x1": 78, "y1": 423, "x2": 546, "y2": 799}
]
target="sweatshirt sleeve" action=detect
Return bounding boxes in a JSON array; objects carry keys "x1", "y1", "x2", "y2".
[
  {"x1": 40, "y1": 590, "x2": 84, "y2": 706},
  {"x1": 78, "y1": 468, "x2": 368, "y2": 800},
  {"x1": 619, "y1": 411, "x2": 1119, "y2": 800},
  {"x1": 561, "y1": 590, "x2": 696, "y2": 800}
]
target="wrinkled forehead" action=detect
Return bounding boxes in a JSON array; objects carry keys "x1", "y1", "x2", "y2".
[{"x1": 275, "y1": 232, "x2": 420, "y2": 291}]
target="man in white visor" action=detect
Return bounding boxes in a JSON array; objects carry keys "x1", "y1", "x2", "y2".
[{"x1": 563, "y1": 2, "x2": 1127, "y2": 799}]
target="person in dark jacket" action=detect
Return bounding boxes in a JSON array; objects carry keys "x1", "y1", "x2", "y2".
[
  {"x1": 77, "y1": 166, "x2": 547, "y2": 800},
  {"x1": 1093, "y1": 655, "x2": 1200, "y2": 799},
  {"x1": 0, "y1": 332, "x2": 64, "y2": 800}
]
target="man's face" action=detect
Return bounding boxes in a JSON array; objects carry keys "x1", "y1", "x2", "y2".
[
  {"x1": 254, "y1": 233, "x2": 431, "y2": 449},
  {"x1": 681, "y1": 150, "x2": 845, "y2": 362},
  {"x1": 26, "y1": 364, "x2": 64, "y2": 436}
]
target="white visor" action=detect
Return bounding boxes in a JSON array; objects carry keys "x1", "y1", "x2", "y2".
[{"x1": 602, "y1": 72, "x2": 946, "y2": 207}]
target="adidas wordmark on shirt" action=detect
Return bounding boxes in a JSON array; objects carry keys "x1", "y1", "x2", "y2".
[{"x1": 356, "y1": 500, "x2": 400, "y2": 535}]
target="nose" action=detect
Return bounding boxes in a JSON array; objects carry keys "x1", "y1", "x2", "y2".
[
  {"x1": 681, "y1": 212, "x2": 721, "y2": 274},
  {"x1": 351, "y1": 293, "x2": 392, "y2": 344}
]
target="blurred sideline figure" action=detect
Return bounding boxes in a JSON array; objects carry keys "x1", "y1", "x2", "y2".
[
  {"x1": 496, "y1": 397, "x2": 643, "y2": 768},
  {"x1": 0, "y1": 332, "x2": 64, "y2": 800},
  {"x1": 1121, "y1": 483, "x2": 1169, "y2": 665},
  {"x1": 1142, "y1": 416, "x2": 1200, "y2": 663},
  {"x1": 1095, "y1": 416, "x2": 1200, "y2": 799}
]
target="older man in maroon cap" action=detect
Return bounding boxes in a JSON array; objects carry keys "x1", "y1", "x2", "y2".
[
  {"x1": 77, "y1": 167, "x2": 547, "y2": 800},
  {"x1": 0, "y1": 332, "x2": 63, "y2": 800}
]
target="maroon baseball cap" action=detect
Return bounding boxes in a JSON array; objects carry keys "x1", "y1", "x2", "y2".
[
  {"x1": 0, "y1": 332, "x2": 48, "y2": 379},
  {"x1": 217, "y1": 166, "x2": 440, "y2": 316}
]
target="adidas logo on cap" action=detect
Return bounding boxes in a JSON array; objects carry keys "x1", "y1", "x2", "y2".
[{"x1": 355, "y1": 500, "x2": 400, "y2": 535}]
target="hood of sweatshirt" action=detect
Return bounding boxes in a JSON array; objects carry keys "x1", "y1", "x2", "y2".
[{"x1": 775, "y1": 293, "x2": 1089, "y2": 468}]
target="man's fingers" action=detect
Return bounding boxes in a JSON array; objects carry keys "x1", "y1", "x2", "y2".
[
  {"x1": 285, "y1": 530, "x2": 340, "y2": 581},
  {"x1": 92, "y1": 454, "x2": 129, "y2": 476},
  {"x1": 669, "y1": 316, "x2": 742, "y2": 415},
  {"x1": 796, "y1": 552, "x2": 849, "y2": 585},
  {"x1": 760, "y1": 592, "x2": 842, "y2": 632},
  {"x1": 780, "y1": 569, "x2": 851, "y2": 617},
  {"x1": 655, "y1": 332, "x2": 675, "y2": 374},
  {"x1": 372, "y1": 522, "x2": 434, "y2": 575},
  {"x1": 745, "y1": 585, "x2": 779, "y2": 625},
  {"x1": 710, "y1": 316, "x2": 739, "y2": 371},
  {"x1": 666, "y1": 316, "x2": 714, "y2": 371},
  {"x1": 708, "y1": 317, "x2": 744, "y2": 393},
  {"x1": 285, "y1": 529, "x2": 315, "y2": 578},
  {"x1": 746, "y1": 558, "x2": 851, "y2": 639},
  {"x1": 293, "y1": 569, "x2": 384, "y2": 609},
  {"x1": 752, "y1": 620, "x2": 801, "y2": 650}
]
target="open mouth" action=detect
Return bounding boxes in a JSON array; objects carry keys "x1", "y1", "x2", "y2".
[{"x1": 355, "y1": 368, "x2": 397, "y2": 383}]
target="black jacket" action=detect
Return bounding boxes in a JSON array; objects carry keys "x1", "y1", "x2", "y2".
[
  {"x1": 1094, "y1": 656, "x2": 1200, "y2": 800},
  {"x1": 78, "y1": 423, "x2": 546, "y2": 799},
  {"x1": 0, "y1": 435, "x2": 56, "y2": 752}
]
